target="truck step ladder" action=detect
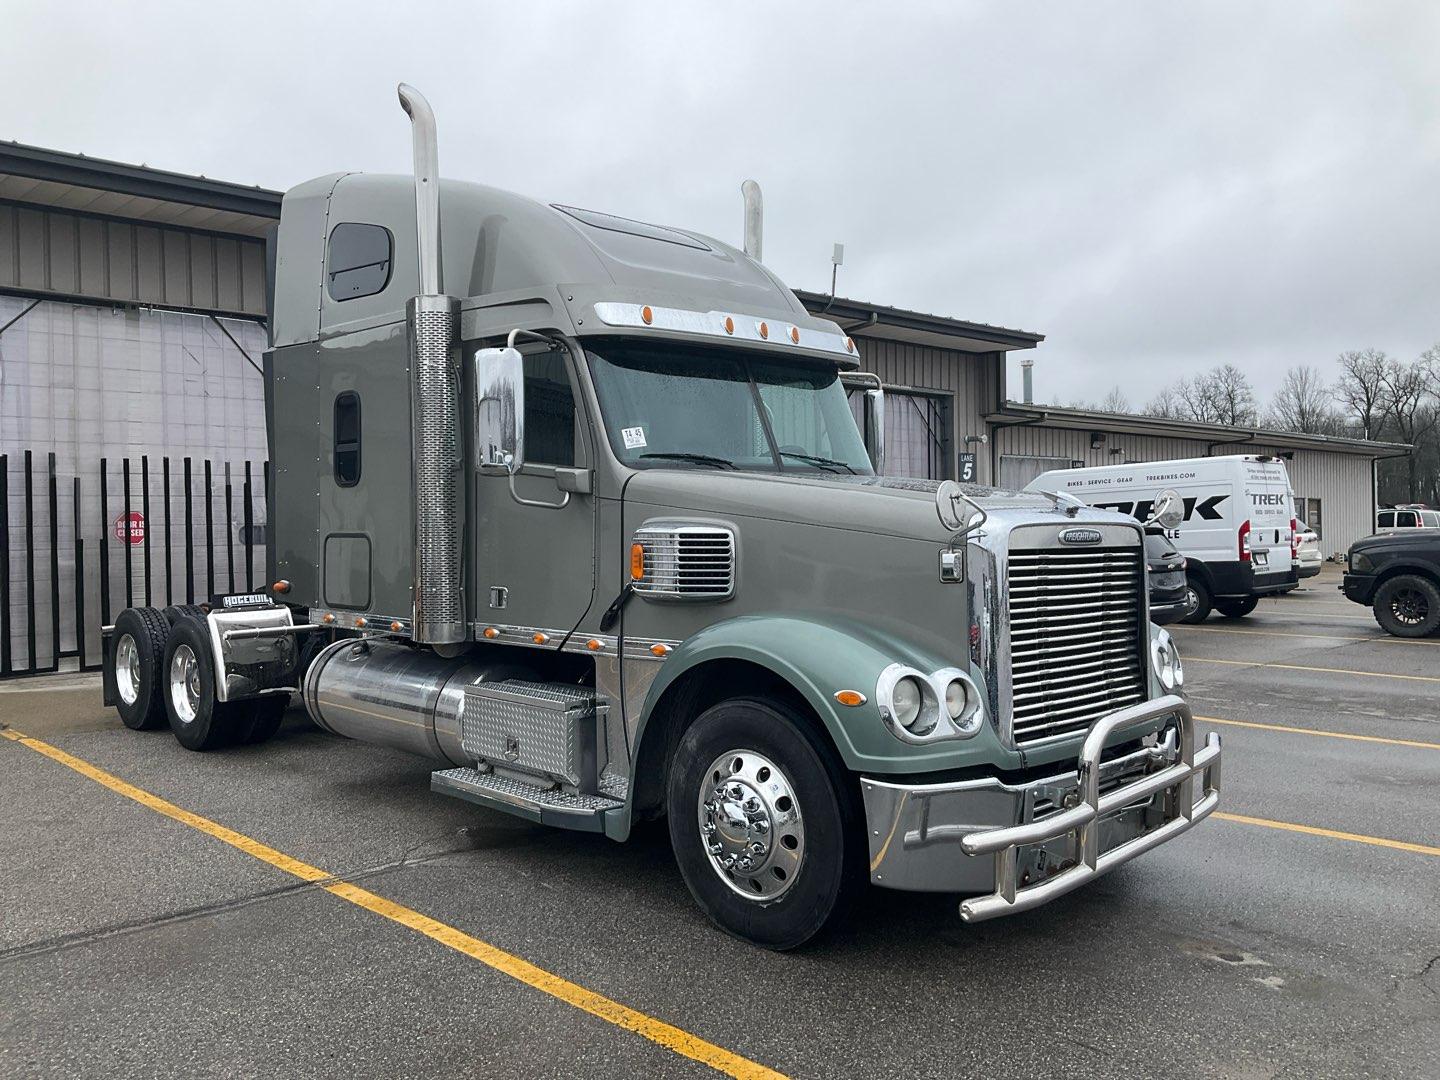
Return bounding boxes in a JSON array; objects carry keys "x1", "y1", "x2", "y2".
[{"x1": 431, "y1": 768, "x2": 623, "y2": 832}]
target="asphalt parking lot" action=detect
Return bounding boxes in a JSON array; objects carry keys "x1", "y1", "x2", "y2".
[{"x1": 2, "y1": 564, "x2": 1437, "y2": 1079}]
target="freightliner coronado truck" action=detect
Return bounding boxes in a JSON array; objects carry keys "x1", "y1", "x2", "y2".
[{"x1": 102, "y1": 86, "x2": 1220, "y2": 949}]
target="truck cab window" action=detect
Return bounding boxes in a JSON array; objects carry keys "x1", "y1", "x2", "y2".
[
  {"x1": 326, "y1": 223, "x2": 393, "y2": 302},
  {"x1": 523, "y1": 350, "x2": 576, "y2": 467},
  {"x1": 334, "y1": 391, "x2": 361, "y2": 486}
]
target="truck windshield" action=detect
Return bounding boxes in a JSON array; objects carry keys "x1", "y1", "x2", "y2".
[{"x1": 586, "y1": 340, "x2": 874, "y2": 475}]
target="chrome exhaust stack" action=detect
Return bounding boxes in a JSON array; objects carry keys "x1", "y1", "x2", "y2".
[
  {"x1": 397, "y1": 83, "x2": 464, "y2": 645},
  {"x1": 741, "y1": 179, "x2": 763, "y2": 262}
]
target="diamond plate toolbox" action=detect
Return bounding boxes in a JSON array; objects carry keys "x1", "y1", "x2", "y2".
[{"x1": 461, "y1": 680, "x2": 600, "y2": 790}]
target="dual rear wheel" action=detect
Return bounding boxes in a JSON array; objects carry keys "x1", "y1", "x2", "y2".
[{"x1": 110, "y1": 607, "x2": 290, "y2": 750}]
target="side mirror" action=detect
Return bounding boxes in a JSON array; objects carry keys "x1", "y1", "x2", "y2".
[
  {"x1": 474, "y1": 346, "x2": 525, "y2": 474},
  {"x1": 1147, "y1": 488, "x2": 1184, "y2": 530},
  {"x1": 862, "y1": 387, "x2": 886, "y2": 474}
]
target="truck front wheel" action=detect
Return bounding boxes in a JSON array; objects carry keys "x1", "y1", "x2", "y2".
[
  {"x1": 666, "y1": 697, "x2": 864, "y2": 950},
  {"x1": 1372, "y1": 574, "x2": 1440, "y2": 638}
]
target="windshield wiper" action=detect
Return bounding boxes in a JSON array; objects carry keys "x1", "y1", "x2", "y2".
[
  {"x1": 779, "y1": 451, "x2": 856, "y2": 474},
  {"x1": 638, "y1": 452, "x2": 737, "y2": 470}
]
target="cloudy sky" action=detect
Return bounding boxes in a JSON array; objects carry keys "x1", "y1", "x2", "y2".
[{"x1": 3, "y1": 1, "x2": 1436, "y2": 409}]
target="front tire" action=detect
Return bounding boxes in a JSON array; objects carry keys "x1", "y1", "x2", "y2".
[
  {"x1": 1181, "y1": 576, "x2": 1212, "y2": 624},
  {"x1": 1215, "y1": 596, "x2": 1259, "y2": 619},
  {"x1": 162, "y1": 619, "x2": 242, "y2": 751},
  {"x1": 666, "y1": 697, "x2": 864, "y2": 951},
  {"x1": 1372, "y1": 575, "x2": 1440, "y2": 638}
]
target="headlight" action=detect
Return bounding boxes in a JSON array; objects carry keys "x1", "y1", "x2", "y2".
[
  {"x1": 892, "y1": 676, "x2": 923, "y2": 729},
  {"x1": 1152, "y1": 630, "x2": 1184, "y2": 692},
  {"x1": 1349, "y1": 550, "x2": 1373, "y2": 573}
]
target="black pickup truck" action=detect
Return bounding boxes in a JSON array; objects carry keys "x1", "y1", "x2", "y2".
[{"x1": 1342, "y1": 529, "x2": 1440, "y2": 637}]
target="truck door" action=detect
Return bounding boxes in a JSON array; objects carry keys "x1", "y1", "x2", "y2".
[{"x1": 473, "y1": 345, "x2": 597, "y2": 637}]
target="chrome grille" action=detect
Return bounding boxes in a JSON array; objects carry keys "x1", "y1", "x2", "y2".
[
  {"x1": 1007, "y1": 546, "x2": 1145, "y2": 746},
  {"x1": 633, "y1": 524, "x2": 735, "y2": 600}
]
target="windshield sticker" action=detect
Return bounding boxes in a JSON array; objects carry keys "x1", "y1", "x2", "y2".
[{"x1": 621, "y1": 426, "x2": 647, "y2": 450}]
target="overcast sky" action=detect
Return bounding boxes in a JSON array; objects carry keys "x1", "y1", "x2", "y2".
[{"x1": 3, "y1": 1, "x2": 1436, "y2": 409}]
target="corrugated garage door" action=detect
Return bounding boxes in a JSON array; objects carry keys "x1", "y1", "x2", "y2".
[{"x1": 999, "y1": 454, "x2": 1073, "y2": 491}]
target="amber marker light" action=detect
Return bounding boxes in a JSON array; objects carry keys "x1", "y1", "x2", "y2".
[
  {"x1": 483, "y1": 627, "x2": 499, "y2": 639},
  {"x1": 758, "y1": 321, "x2": 769, "y2": 340},
  {"x1": 630, "y1": 543, "x2": 646, "y2": 580},
  {"x1": 641, "y1": 305, "x2": 654, "y2": 325},
  {"x1": 532, "y1": 632, "x2": 550, "y2": 645},
  {"x1": 353, "y1": 617, "x2": 367, "y2": 628},
  {"x1": 789, "y1": 326, "x2": 800, "y2": 344},
  {"x1": 390, "y1": 621, "x2": 403, "y2": 632},
  {"x1": 272, "y1": 579, "x2": 291, "y2": 594},
  {"x1": 845, "y1": 337, "x2": 855, "y2": 353},
  {"x1": 723, "y1": 315, "x2": 735, "y2": 335},
  {"x1": 834, "y1": 690, "x2": 867, "y2": 707},
  {"x1": 649, "y1": 643, "x2": 670, "y2": 657},
  {"x1": 586, "y1": 638, "x2": 603, "y2": 651},
  {"x1": 321, "y1": 613, "x2": 335, "y2": 625}
]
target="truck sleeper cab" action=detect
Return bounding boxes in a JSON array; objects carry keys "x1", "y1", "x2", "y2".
[{"x1": 102, "y1": 85, "x2": 1220, "y2": 949}]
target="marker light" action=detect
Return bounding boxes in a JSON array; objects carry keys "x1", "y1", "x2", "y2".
[
  {"x1": 723, "y1": 315, "x2": 735, "y2": 334},
  {"x1": 533, "y1": 632, "x2": 550, "y2": 645},
  {"x1": 845, "y1": 337, "x2": 855, "y2": 353},
  {"x1": 321, "y1": 613, "x2": 335, "y2": 624},
  {"x1": 390, "y1": 621, "x2": 403, "y2": 632},
  {"x1": 650, "y1": 643, "x2": 670, "y2": 657},
  {"x1": 758, "y1": 321, "x2": 769, "y2": 340},
  {"x1": 640, "y1": 305, "x2": 654, "y2": 325},
  {"x1": 789, "y1": 326, "x2": 800, "y2": 344},
  {"x1": 586, "y1": 638, "x2": 603, "y2": 651},
  {"x1": 272, "y1": 579, "x2": 291, "y2": 594},
  {"x1": 630, "y1": 543, "x2": 646, "y2": 580},
  {"x1": 353, "y1": 617, "x2": 366, "y2": 628},
  {"x1": 834, "y1": 690, "x2": 867, "y2": 707},
  {"x1": 483, "y1": 627, "x2": 499, "y2": 639}
]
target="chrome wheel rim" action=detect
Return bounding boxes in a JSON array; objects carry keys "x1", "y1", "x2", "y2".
[
  {"x1": 168, "y1": 644, "x2": 201, "y2": 725},
  {"x1": 697, "y1": 749, "x2": 805, "y2": 902},
  {"x1": 1390, "y1": 588, "x2": 1429, "y2": 627},
  {"x1": 115, "y1": 633, "x2": 141, "y2": 706}
]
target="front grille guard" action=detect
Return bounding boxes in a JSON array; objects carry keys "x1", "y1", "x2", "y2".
[{"x1": 957, "y1": 694, "x2": 1221, "y2": 923}]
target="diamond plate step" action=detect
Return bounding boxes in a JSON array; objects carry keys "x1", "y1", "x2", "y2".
[{"x1": 431, "y1": 767, "x2": 622, "y2": 833}]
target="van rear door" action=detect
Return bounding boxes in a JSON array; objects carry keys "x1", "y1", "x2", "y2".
[{"x1": 1242, "y1": 459, "x2": 1294, "y2": 577}]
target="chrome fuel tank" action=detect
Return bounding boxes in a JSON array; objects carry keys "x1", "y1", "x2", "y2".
[{"x1": 303, "y1": 639, "x2": 527, "y2": 764}]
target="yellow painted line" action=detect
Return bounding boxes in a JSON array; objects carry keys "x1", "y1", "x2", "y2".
[
  {"x1": 1173, "y1": 624, "x2": 1439, "y2": 647},
  {"x1": 0, "y1": 727, "x2": 785, "y2": 1080},
  {"x1": 1196, "y1": 715, "x2": 1440, "y2": 751},
  {"x1": 1215, "y1": 812, "x2": 1440, "y2": 858},
  {"x1": 1187, "y1": 657, "x2": 1440, "y2": 684}
]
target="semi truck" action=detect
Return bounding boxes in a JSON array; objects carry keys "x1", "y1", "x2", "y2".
[{"x1": 102, "y1": 85, "x2": 1221, "y2": 949}]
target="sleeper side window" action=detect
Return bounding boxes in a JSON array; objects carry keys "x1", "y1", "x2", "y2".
[
  {"x1": 334, "y1": 391, "x2": 362, "y2": 486},
  {"x1": 327, "y1": 223, "x2": 393, "y2": 302},
  {"x1": 523, "y1": 350, "x2": 577, "y2": 467}
]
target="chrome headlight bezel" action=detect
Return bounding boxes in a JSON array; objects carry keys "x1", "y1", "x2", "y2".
[
  {"x1": 876, "y1": 663, "x2": 985, "y2": 744},
  {"x1": 1151, "y1": 628, "x2": 1185, "y2": 692}
]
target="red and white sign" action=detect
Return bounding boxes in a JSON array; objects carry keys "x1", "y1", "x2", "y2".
[{"x1": 114, "y1": 511, "x2": 146, "y2": 546}]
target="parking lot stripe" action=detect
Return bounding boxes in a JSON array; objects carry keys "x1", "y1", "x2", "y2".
[
  {"x1": 1214, "y1": 812, "x2": 1440, "y2": 858},
  {"x1": 1196, "y1": 715, "x2": 1440, "y2": 751},
  {"x1": 1187, "y1": 657, "x2": 1440, "y2": 683},
  {"x1": 1173, "y1": 625, "x2": 1440, "y2": 647},
  {"x1": 0, "y1": 728, "x2": 787, "y2": 1080}
]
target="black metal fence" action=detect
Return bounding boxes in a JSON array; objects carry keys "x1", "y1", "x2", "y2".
[{"x1": 0, "y1": 451, "x2": 269, "y2": 678}]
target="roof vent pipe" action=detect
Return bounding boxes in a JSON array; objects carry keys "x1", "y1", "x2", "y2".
[
  {"x1": 1021, "y1": 357, "x2": 1035, "y2": 404},
  {"x1": 741, "y1": 179, "x2": 763, "y2": 262},
  {"x1": 397, "y1": 83, "x2": 442, "y2": 295}
]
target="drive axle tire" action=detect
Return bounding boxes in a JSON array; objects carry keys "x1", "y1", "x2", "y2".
[
  {"x1": 111, "y1": 607, "x2": 171, "y2": 730},
  {"x1": 666, "y1": 697, "x2": 864, "y2": 951},
  {"x1": 1372, "y1": 575, "x2": 1440, "y2": 638},
  {"x1": 236, "y1": 695, "x2": 289, "y2": 745},
  {"x1": 161, "y1": 618, "x2": 241, "y2": 751},
  {"x1": 162, "y1": 604, "x2": 208, "y2": 627},
  {"x1": 1181, "y1": 577, "x2": 1212, "y2": 624},
  {"x1": 1215, "y1": 596, "x2": 1259, "y2": 619}
]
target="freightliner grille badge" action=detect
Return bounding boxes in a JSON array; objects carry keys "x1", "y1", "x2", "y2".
[{"x1": 1059, "y1": 527, "x2": 1103, "y2": 545}]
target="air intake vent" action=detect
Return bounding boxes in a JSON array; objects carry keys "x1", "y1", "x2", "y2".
[{"x1": 633, "y1": 524, "x2": 735, "y2": 601}]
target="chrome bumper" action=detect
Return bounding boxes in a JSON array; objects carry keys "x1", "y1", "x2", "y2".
[{"x1": 859, "y1": 695, "x2": 1221, "y2": 923}]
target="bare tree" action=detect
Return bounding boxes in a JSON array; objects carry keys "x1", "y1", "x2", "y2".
[
  {"x1": 1143, "y1": 385, "x2": 1183, "y2": 419},
  {"x1": 1266, "y1": 365, "x2": 1340, "y2": 434},
  {"x1": 1099, "y1": 386, "x2": 1130, "y2": 414},
  {"x1": 1333, "y1": 348, "x2": 1389, "y2": 439},
  {"x1": 1205, "y1": 364, "x2": 1258, "y2": 426},
  {"x1": 1379, "y1": 348, "x2": 1440, "y2": 501}
]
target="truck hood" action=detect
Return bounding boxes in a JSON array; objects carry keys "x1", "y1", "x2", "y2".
[
  {"x1": 622, "y1": 469, "x2": 1095, "y2": 542},
  {"x1": 1351, "y1": 528, "x2": 1440, "y2": 554}
]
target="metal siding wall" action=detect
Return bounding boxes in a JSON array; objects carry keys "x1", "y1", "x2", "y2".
[
  {"x1": 0, "y1": 201, "x2": 265, "y2": 317},
  {"x1": 994, "y1": 425, "x2": 1376, "y2": 555},
  {"x1": 852, "y1": 336, "x2": 998, "y2": 483}
]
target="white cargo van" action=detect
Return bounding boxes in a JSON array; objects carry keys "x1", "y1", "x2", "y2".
[{"x1": 1026, "y1": 455, "x2": 1299, "y2": 622}]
